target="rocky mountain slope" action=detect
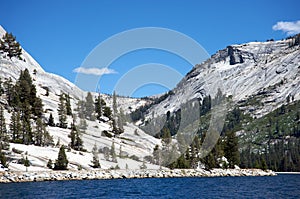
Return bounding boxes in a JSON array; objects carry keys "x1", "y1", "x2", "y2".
[
  {"x1": 0, "y1": 25, "x2": 160, "y2": 171},
  {"x1": 145, "y1": 38, "x2": 300, "y2": 120},
  {"x1": 1, "y1": 23, "x2": 299, "y2": 172}
]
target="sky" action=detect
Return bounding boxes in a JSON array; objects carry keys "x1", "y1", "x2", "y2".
[{"x1": 1, "y1": 0, "x2": 299, "y2": 97}]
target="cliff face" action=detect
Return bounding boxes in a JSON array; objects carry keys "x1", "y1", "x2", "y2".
[{"x1": 145, "y1": 38, "x2": 300, "y2": 120}]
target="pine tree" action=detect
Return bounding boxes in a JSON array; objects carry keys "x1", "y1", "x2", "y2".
[
  {"x1": 77, "y1": 100, "x2": 85, "y2": 119},
  {"x1": 24, "y1": 156, "x2": 30, "y2": 171},
  {"x1": 224, "y1": 131, "x2": 240, "y2": 168},
  {"x1": 32, "y1": 97, "x2": 43, "y2": 118},
  {"x1": 10, "y1": 110, "x2": 21, "y2": 142},
  {"x1": 85, "y1": 92, "x2": 94, "y2": 120},
  {"x1": 20, "y1": 108, "x2": 32, "y2": 145},
  {"x1": 69, "y1": 116, "x2": 84, "y2": 151},
  {"x1": 103, "y1": 106, "x2": 112, "y2": 119},
  {"x1": 117, "y1": 108, "x2": 125, "y2": 134},
  {"x1": 34, "y1": 118, "x2": 53, "y2": 146},
  {"x1": 10, "y1": 69, "x2": 43, "y2": 145},
  {"x1": 34, "y1": 118, "x2": 43, "y2": 146},
  {"x1": 58, "y1": 92, "x2": 67, "y2": 128},
  {"x1": 110, "y1": 142, "x2": 117, "y2": 163},
  {"x1": 103, "y1": 147, "x2": 110, "y2": 161},
  {"x1": 3, "y1": 78, "x2": 14, "y2": 105},
  {"x1": 48, "y1": 113, "x2": 55, "y2": 126},
  {"x1": 0, "y1": 149, "x2": 8, "y2": 167},
  {"x1": 42, "y1": 125, "x2": 53, "y2": 146},
  {"x1": 65, "y1": 93, "x2": 72, "y2": 116},
  {"x1": 0, "y1": 106, "x2": 9, "y2": 150},
  {"x1": 91, "y1": 143, "x2": 100, "y2": 168},
  {"x1": 47, "y1": 159, "x2": 53, "y2": 169},
  {"x1": 69, "y1": 122, "x2": 76, "y2": 149},
  {"x1": 54, "y1": 145, "x2": 68, "y2": 170},
  {"x1": 112, "y1": 91, "x2": 118, "y2": 116},
  {"x1": 119, "y1": 145, "x2": 123, "y2": 158},
  {"x1": 95, "y1": 94, "x2": 106, "y2": 120},
  {"x1": 0, "y1": 32, "x2": 22, "y2": 60}
]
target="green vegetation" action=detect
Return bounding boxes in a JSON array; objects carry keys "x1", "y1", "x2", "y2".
[
  {"x1": 68, "y1": 116, "x2": 84, "y2": 151},
  {"x1": 0, "y1": 32, "x2": 22, "y2": 60},
  {"x1": 150, "y1": 88, "x2": 300, "y2": 171},
  {"x1": 91, "y1": 143, "x2": 101, "y2": 168},
  {"x1": 0, "y1": 69, "x2": 54, "y2": 146},
  {"x1": 240, "y1": 99, "x2": 300, "y2": 171},
  {"x1": 54, "y1": 145, "x2": 68, "y2": 170}
]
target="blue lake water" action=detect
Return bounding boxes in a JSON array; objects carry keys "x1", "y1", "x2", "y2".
[{"x1": 0, "y1": 174, "x2": 299, "y2": 198}]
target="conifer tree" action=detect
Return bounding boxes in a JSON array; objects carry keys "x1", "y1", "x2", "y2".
[
  {"x1": 24, "y1": 156, "x2": 30, "y2": 171},
  {"x1": 34, "y1": 118, "x2": 43, "y2": 146},
  {"x1": 85, "y1": 92, "x2": 94, "y2": 120},
  {"x1": 48, "y1": 113, "x2": 55, "y2": 126},
  {"x1": 3, "y1": 78, "x2": 13, "y2": 105},
  {"x1": 91, "y1": 143, "x2": 100, "y2": 168},
  {"x1": 58, "y1": 92, "x2": 67, "y2": 128},
  {"x1": 54, "y1": 145, "x2": 68, "y2": 170},
  {"x1": 110, "y1": 142, "x2": 117, "y2": 163},
  {"x1": 34, "y1": 118, "x2": 53, "y2": 146},
  {"x1": 47, "y1": 159, "x2": 53, "y2": 169},
  {"x1": 20, "y1": 108, "x2": 32, "y2": 145},
  {"x1": 117, "y1": 108, "x2": 125, "y2": 133},
  {"x1": 69, "y1": 121, "x2": 76, "y2": 149},
  {"x1": 103, "y1": 147, "x2": 110, "y2": 161},
  {"x1": 69, "y1": 115, "x2": 84, "y2": 151},
  {"x1": 65, "y1": 93, "x2": 72, "y2": 116},
  {"x1": 0, "y1": 106, "x2": 9, "y2": 150},
  {"x1": 103, "y1": 106, "x2": 112, "y2": 119},
  {"x1": 113, "y1": 91, "x2": 118, "y2": 116},
  {"x1": 95, "y1": 94, "x2": 106, "y2": 120},
  {"x1": 0, "y1": 149, "x2": 8, "y2": 167},
  {"x1": 0, "y1": 32, "x2": 22, "y2": 60},
  {"x1": 77, "y1": 100, "x2": 85, "y2": 119},
  {"x1": 32, "y1": 97, "x2": 43, "y2": 119},
  {"x1": 224, "y1": 131, "x2": 240, "y2": 168},
  {"x1": 10, "y1": 110, "x2": 21, "y2": 142}
]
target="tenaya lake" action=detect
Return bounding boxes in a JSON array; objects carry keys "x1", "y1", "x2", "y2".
[{"x1": 0, "y1": 174, "x2": 299, "y2": 198}]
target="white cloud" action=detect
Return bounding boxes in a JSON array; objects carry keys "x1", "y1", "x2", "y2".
[
  {"x1": 272, "y1": 20, "x2": 300, "y2": 35},
  {"x1": 73, "y1": 67, "x2": 117, "y2": 76}
]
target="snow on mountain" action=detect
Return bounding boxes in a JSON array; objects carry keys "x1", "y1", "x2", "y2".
[
  {"x1": 0, "y1": 25, "x2": 158, "y2": 171},
  {"x1": 146, "y1": 39, "x2": 300, "y2": 120}
]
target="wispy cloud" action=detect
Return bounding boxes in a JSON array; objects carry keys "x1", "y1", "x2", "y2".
[
  {"x1": 272, "y1": 20, "x2": 300, "y2": 35},
  {"x1": 73, "y1": 67, "x2": 117, "y2": 76}
]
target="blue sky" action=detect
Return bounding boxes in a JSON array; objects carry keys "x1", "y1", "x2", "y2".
[{"x1": 1, "y1": 0, "x2": 299, "y2": 97}]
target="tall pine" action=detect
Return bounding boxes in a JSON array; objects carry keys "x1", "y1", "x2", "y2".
[
  {"x1": 224, "y1": 131, "x2": 240, "y2": 168},
  {"x1": 0, "y1": 106, "x2": 9, "y2": 150},
  {"x1": 58, "y1": 92, "x2": 67, "y2": 128},
  {"x1": 85, "y1": 92, "x2": 94, "y2": 120}
]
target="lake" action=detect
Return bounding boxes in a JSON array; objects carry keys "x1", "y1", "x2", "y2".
[{"x1": 0, "y1": 174, "x2": 299, "y2": 198}]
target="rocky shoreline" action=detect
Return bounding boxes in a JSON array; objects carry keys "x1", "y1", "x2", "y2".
[{"x1": 0, "y1": 168, "x2": 276, "y2": 183}]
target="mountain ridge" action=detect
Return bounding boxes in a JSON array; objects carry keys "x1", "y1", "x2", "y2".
[{"x1": 1, "y1": 25, "x2": 299, "y2": 171}]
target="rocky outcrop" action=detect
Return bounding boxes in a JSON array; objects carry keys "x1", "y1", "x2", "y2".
[{"x1": 0, "y1": 168, "x2": 276, "y2": 183}]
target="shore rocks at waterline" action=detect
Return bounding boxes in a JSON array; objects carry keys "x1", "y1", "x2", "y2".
[{"x1": 0, "y1": 168, "x2": 276, "y2": 183}]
